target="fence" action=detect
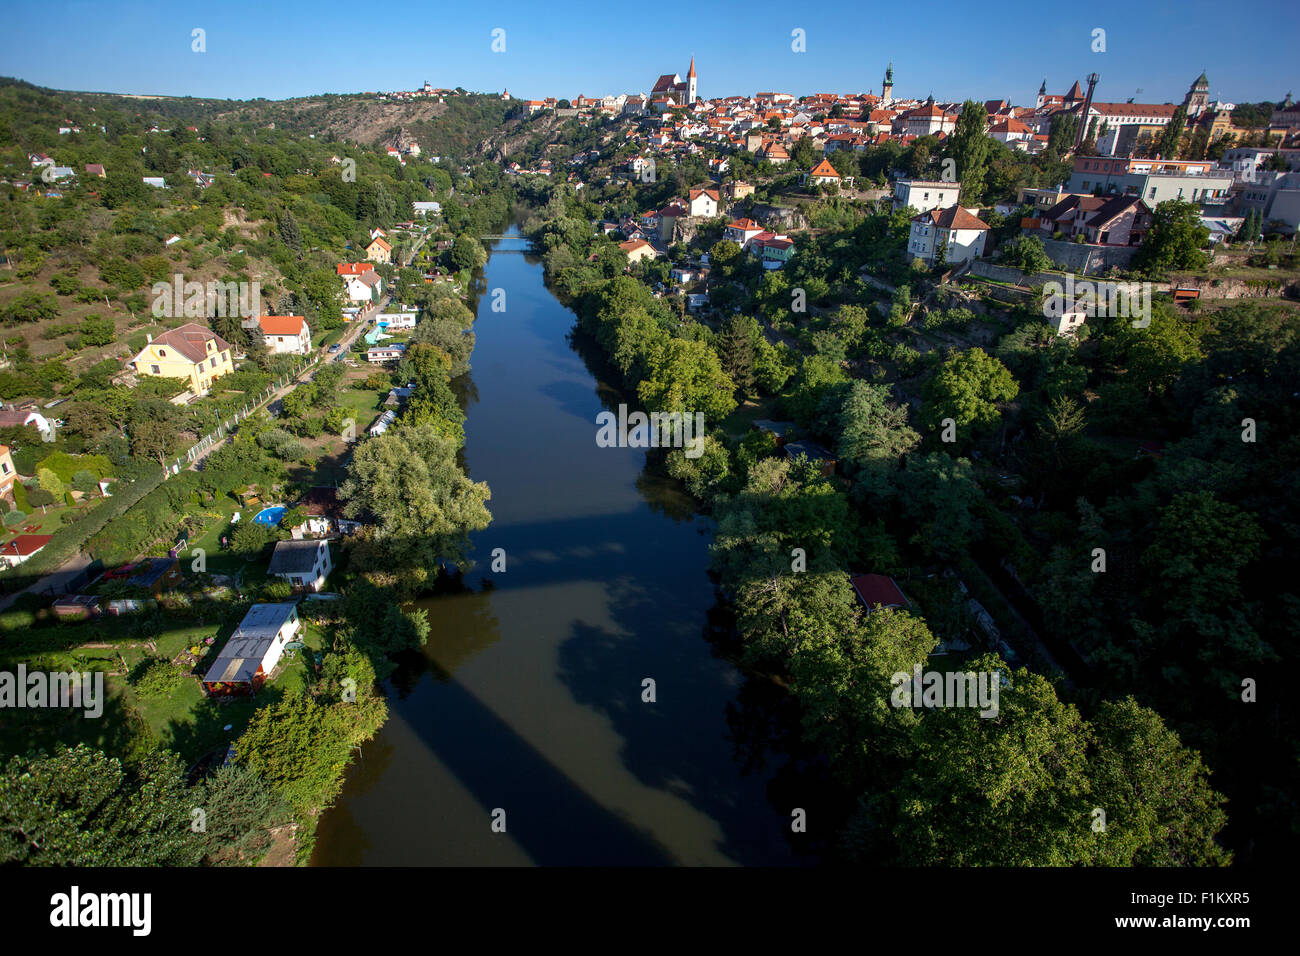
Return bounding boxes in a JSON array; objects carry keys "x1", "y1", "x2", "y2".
[{"x1": 162, "y1": 353, "x2": 321, "y2": 478}]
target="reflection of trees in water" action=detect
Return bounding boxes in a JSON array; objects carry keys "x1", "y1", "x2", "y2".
[
  {"x1": 635, "y1": 467, "x2": 701, "y2": 524},
  {"x1": 566, "y1": 324, "x2": 705, "y2": 522},
  {"x1": 309, "y1": 733, "x2": 399, "y2": 865},
  {"x1": 705, "y1": 596, "x2": 848, "y2": 863},
  {"x1": 451, "y1": 372, "x2": 480, "y2": 415},
  {"x1": 384, "y1": 582, "x2": 503, "y2": 695}
]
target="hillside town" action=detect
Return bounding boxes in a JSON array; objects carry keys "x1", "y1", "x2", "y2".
[{"x1": 0, "y1": 18, "x2": 1296, "y2": 901}]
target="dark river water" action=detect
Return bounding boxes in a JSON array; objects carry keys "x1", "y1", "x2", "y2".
[{"x1": 310, "y1": 226, "x2": 815, "y2": 866}]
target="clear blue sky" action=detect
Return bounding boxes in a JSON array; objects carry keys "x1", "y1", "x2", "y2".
[{"x1": 2, "y1": 0, "x2": 1296, "y2": 107}]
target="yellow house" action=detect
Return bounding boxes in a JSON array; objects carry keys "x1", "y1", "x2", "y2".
[
  {"x1": 130, "y1": 323, "x2": 234, "y2": 396},
  {"x1": 0, "y1": 444, "x2": 16, "y2": 499},
  {"x1": 365, "y1": 236, "x2": 392, "y2": 264}
]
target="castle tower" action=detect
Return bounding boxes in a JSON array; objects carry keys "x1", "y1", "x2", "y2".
[
  {"x1": 687, "y1": 57, "x2": 697, "y2": 105},
  {"x1": 1184, "y1": 72, "x2": 1209, "y2": 117},
  {"x1": 882, "y1": 61, "x2": 894, "y2": 103}
]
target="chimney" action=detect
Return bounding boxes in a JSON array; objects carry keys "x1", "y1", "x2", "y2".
[{"x1": 146, "y1": 333, "x2": 153, "y2": 343}]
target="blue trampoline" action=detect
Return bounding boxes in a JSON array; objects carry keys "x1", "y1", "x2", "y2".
[{"x1": 252, "y1": 506, "x2": 287, "y2": 526}]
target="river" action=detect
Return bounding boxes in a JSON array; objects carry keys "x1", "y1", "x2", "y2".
[{"x1": 310, "y1": 225, "x2": 816, "y2": 866}]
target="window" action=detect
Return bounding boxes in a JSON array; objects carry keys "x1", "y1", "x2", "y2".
[
  {"x1": 158, "y1": 349, "x2": 166, "y2": 357},
  {"x1": 1, "y1": 462, "x2": 10, "y2": 475},
  {"x1": 150, "y1": 364, "x2": 160, "y2": 374},
  {"x1": 210, "y1": 357, "x2": 218, "y2": 369}
]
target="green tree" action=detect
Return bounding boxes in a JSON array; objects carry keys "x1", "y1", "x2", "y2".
[
  {"x1": 716, "y1": 315, "x2": 757, "y2": 396},
  {"x1": 999, "y1": 235, "x2": 1051, "y2": 274},
  {"x1": 1157, "y1": 105, "x2": 1187, "y2": 158},
  {"x1": 892, "y1": 659, "x2": 1095, "y2": 865},
  {"x1": 921, "y1": 348, "x2": 1019, "y2": 433},
  {"x1": 831, "y1": 381, "x2": 920, "y2": 479},
  {"x1": 448, "y1": 234, "x2": 486, "y2": 272},
  {"x1": 81, "y1": 314, "x2": 116, "y2": 347},
  {"x1": 949, "y1": 100, "x2": 991, "y2": 204},
  {"x1": 638, "y1": 338, "x2": 737, "y2": 424},
  {"x1": 665, "y1": 436, "x2": 731, "y2": 498},
  {"x1": 1134, "y1": 199, "x2": 1210, "y2": 275},
  {"x1": 195, "y1": 763, "x2": 291, "y2": 865},
  {"x1": 36, "y1": 467, "x2": 64, "y2": 498},
  {"x1": 235, "y1": 694, "x2": 384, "y2": 816},
  {"x1": 278, "y1": 209, "x2": 303, "y2": 253},
  {"x1": 1086, "y1": 698, "x2": 1231, "y2": 866},
  {"x1": 338, "y1": 423, "x2": 491, "y2": 583},
  {"x1": 0, "y1": 744, "x2": 201, "y2": 866}
]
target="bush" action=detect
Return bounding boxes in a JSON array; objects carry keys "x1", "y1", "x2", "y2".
[
  {"x1": 263, "y1": 580, "x2": 293, "y2": 601},
  {"x1": 3, "y1": 511, "x2": 26, "y2": 527},
  {"x1": 26, "y1": 488, "x2": 55, "y2": 510},
  {"x1": 129, "y1": 657, "x2": 186, "y2": 699},
  {"x1": 231, "y1": 519, "x2": 280, "y2": 557}
]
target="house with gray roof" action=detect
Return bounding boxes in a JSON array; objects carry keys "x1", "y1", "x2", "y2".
[
  {"x1": 202, "y1": 602, "x2": 300, "y2": 696},
  {"x1": 267, "y1": 539, "x2": 332, "y2": 591}
]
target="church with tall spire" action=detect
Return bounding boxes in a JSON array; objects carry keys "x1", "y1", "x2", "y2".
[{"x1": 650, "y1": 57, "x2": 698, "y2": 106}]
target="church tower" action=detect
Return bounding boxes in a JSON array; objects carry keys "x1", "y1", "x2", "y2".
[
  {"x1": 1036, "y1": 78, "x2": 1047, "y2": 109},
  {"x1": 687, "y1": 57, "x2": 697, "y2": 105},
  {"x1": 881, "y1": 62, "x2": 894, "y2": 104},
  {"x1": 1184, "y1": 72, "x2": 1209, "y2": 117}
]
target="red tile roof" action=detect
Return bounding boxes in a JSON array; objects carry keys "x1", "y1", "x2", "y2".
[
  {"x1": 914, "y1": 206, "x2": 991, "y2": 231},
  {"x1": 1, "y1": 534, "x2": 53, "y2": 559},
  {"x1": 809, "y1": 158, "x2": 840, "y2": 178},
  {"x1": 146, "y1": 323, "x2": 232, "y2": 364},
  {"x1": 850, "y1": 573, "x2": 909, "y2": 610},
  {"x1": 258, "y1": 315, "x2": 308, "y2": 335}
]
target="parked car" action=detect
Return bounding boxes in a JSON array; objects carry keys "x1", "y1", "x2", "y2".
[{"x1": 328, "y1": 344, "x2": 341, "y2": 353}]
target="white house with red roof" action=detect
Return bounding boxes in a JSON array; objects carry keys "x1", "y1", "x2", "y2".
[
  {"x1": 806, "y1": 158, "x2": 842, "y2": 187},
  {"x1": 256, "y1": 315, "x2": 312, "y2": 355},
  {"x1": 618, "y1": 240, "x2": 658, "y2": 264},
  {"x1": 989, "y1": 116, "x2": 1034, "y2": 148},
  {"x1": 909, "y1": 205, "x2": 991, "y2": 265},
  {"x1": 724, "y1": 218, "x2": 765, "y2": 249},
  {"x1": 336, "y1": 262, "x2": 375, "y2": 276},
  {"x1": 0, "y1": 534, "x2": 53, "y2": 569},
  {"x1": 687, "y1": 188, "x2": 719, "y2": 217}
]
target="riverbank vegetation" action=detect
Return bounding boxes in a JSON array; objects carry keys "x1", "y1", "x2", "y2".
[
  {"x1": 519, "y1": 168, "x2": 1297, "y2": 865},
  {"x1": 0, "y1": 75, "x2": 517, "y2": 863}
]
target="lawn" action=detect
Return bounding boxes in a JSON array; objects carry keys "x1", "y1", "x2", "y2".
[
  {"x1": 0, "y1": 603, "x2": 330, "y2": 766},
  {"x1": 334, "y1": 382, "x2": 390, "y2": 432},
  {"x1": 720, "y1": 395, "x2": 778, "y2": 438},
  {"x1": 128, "y1": 620, "x2": 326, "y2": 762}
]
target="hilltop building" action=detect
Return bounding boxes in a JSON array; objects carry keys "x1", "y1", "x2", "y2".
[{"x1": 651, "y1": 58, "x2": 698, "y2": 106}]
